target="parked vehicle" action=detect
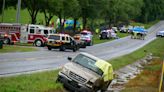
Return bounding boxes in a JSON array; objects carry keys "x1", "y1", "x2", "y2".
[
  {"x1": 56, "y1": 52, "x2": 113, "y2": 92},
  {"x1": 99, "y1": 30, "x2": 111, "y2": 40},
  {"x1": 131, "y1": 27, "x2": 147, "y2": 40},
  {"x1": 119, "y1": 26, "x2": 128, "y2": 33},
  {"x1": 112, "y1": 27, "x2": 118, "y2": 33},
  {"x1": 80, "y1": 30, "x2": 93, "y2": 46},
  {"x1": 156, "y1": 30, "x2": 164, "y2": 37},
  {"x1": 0, "y1": 23, "x2": 55, "y2": 46},
  {"x1": 73, "y1": 34, "x2": 86, "y2": 48},
  {"x1": 46, "y1": 34, "x2": 79, "y2": 52}
]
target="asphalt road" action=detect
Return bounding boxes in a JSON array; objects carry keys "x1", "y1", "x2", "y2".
[{"x1": 0, "y1": 21, "x2": 164, "y2": 77}]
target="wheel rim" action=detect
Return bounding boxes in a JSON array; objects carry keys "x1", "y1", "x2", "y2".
[{"x1": 35, "y1": 40, "x2": 42, "y2": 47}]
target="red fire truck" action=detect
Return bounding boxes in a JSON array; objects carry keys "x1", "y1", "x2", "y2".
[{"x1": 0, "y1": 23, "x2": 55, "y2": 47}]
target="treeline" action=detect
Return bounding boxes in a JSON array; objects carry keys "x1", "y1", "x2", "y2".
[{"x1": 0, "y1": 0, "x2": 164, "y2": 30}]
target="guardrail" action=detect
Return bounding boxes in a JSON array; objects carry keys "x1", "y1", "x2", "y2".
[{"x1": 159, "y1": 57, "x2": 164, "y2": 92}]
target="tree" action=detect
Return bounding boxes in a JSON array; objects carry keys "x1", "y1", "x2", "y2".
[
  {"x1": 77, "y1": 0, "x2": 89, "y2": 29},
  {"x1": 39, "y1": 0, "x2": 62, "y2": 26},
  {"x1": 62, "y1": 0, "x2": 80, "y2": 32},
  {"x1": 22, "y1": 0, "x2": 42, "y2": 24},
  {"x1": 0, "y1": 0, "x2": 17, "y2": 14},
  {"x1": 139, "y1": 0, "x2": 164, "y2": 23},
  {"x1": 77, "y1": 0, "x2": 104, "y2": 30},
  {"x1": 102, "y1": 0, "x2": 143, "y2": 26}
]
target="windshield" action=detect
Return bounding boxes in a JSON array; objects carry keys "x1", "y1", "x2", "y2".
[
  {"x1": 73, "y1": 54, "x2": 103, "y2": 76},
  {"x1": 48, "y1": 35, "x2": 60, "y2": 40},
  {"x1": 81, "y1": 32, "x2": 88, "y2": 35}
]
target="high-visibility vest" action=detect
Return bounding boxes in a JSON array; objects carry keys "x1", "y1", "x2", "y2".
[
  {"x1": 95, "y1": 60, "x2": 113, "y2": 81},
  {"x1": 95, "y1": 29, "x2": 99, "y2": 33}
]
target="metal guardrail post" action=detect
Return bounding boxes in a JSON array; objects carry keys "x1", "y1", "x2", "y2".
[{"x1": 159, "y1": 57, "x2": 164, "y2": 92}]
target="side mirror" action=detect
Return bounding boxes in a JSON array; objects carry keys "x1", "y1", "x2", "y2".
[{"x1": 67, "y1": 57, "x2": 72, "y2": 61}]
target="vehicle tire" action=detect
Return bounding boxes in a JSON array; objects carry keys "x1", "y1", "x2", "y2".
[
  {"x1": 3, "y1": 38, "x2": 10, "y2": 44},
  {"x1": 47, "y1": 46, "x2": 52, "y2": 50},
  {"x1": 88, "y1": 41, "x2": 92, "y2": 46},
  {"x1": 60, "y1": 45, "x2": 66, "y2": 51},
  {"x1": 34, "y1": 40, "x2": 43, "y2": 47}
]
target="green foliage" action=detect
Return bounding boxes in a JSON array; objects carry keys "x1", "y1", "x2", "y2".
[
  {"x1": 102, "y1": 0, "x2": 144, "y2": 25},
  {"x1": 0, "y1": 0, "x2": 17, "y2": 14},
  {"x1": 1, "y1": 0, "x2": 164, "y2": 27},
  {"x1": 139, "y1": 0, "x2": 164, "y2": 23}
]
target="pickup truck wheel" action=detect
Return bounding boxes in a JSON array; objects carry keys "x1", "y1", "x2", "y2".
[
  {"x1": 34, "y1": 40, "x2": 43, "y2": 47},
  {"x1": 60, "y1": 46, "x2": 66, "y2": 51}
]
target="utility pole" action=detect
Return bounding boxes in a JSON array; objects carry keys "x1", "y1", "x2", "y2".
[
  {"x1": 1, "y1": 0, "x2": 5, "y2": 22},
  {"x1": 16, "y1": 0, "x2": 21, "y2": 23}
]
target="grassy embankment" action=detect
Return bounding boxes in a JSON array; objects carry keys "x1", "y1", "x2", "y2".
[
  {"x1": 122, "y1": 59, "x2": 162, "y2": 92},
  {"x1": 0, "y1": 37, "x2": 163, "y2": 92}
]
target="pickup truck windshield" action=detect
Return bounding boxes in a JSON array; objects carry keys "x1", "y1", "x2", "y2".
[{"x1": 73, "y1": 54, "x2": 103, "y2": 76}]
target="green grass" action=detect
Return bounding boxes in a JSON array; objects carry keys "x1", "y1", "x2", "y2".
[
  {"x1": 0, "y1": 8, "x2": 43, "y2": 24},
  {"x1": 0, "y1": 70, "x2": 64, "y2": 92},
  {"x1": 0, "y1": 7, "x2": 57, "y2": 25},
  {"x1": 0, "y1": 45, "x2": 38, "y2": 53},
  {"x1": 14, "y1": 43, "x2": 33, "y2": 46},
  {"x1": 0, "y1": 38, "x2": 164, "y2": 92}
]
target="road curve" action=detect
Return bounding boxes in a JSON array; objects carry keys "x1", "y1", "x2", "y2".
[{"x1": 0, "y1": 21, "x2": 164, "y2": 77}]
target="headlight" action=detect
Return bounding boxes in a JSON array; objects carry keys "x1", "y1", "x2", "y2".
[{"x1": 62, "y1": 67, "x2": 69, "y2": 74}]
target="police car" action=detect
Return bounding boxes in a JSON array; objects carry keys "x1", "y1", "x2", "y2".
[{"x1": 46, "y1": 34, "x2": 79, "y2": 52}]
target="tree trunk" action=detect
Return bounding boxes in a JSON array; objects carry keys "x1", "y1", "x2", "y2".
[
  {"x1": 44, "y1": 10, "x2": 53, "y2": 26},
  {"x1": 73, "y1": 18, "x2": 77, "y2": 34},
  {"x1": 90, "y1": 19, "x2": 94, "y2": 32},
  {"x1": 82, "y1": 16, "x2": 87, "y2": 29},
  {"x1": 58, "y1": 13, "x2": 62, "y2": 32},
  {"x1": 30, "y1": 9, "x2": 39, "y2": 24},
  {"x1": 31, "y1": 12, "x2": 36, "y2": 24},
  {"x1": 58, "y1": 12, "x2": 64, "y2": 33}
]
